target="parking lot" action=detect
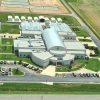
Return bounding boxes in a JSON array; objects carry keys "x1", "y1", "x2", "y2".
[
  {"x1": 0, "y1": 60, "x2": 100, "y2": 83},
  {"x1": 56, "y1": 72, "x2": 100, "y2": 78},
  {"x1": 0, "y1": 60, "x2": 42, "y2": 76}
]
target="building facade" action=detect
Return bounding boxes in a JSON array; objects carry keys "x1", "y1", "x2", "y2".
[{"x1": 14, "y1": 18, "x2": 86, "y2": 67}]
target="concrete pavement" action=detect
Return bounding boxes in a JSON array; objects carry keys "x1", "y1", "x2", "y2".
[
  {"x1": 0, "y1": 95, "x2": 100, "y2": 100},
  {"x1": 0, "y1": 73, "x2": 100, "y2": 83}
]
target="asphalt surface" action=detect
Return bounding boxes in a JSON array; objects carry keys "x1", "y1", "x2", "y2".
[
  {"x1": 61, "y1": 0, "x2": 100, "y2": 49},
  {"x1": 0, "y1": 65, "x2": 100, "y2": 83},
  {"x1": 0, "y1": 72, "x2": 100, "y2": 83},
  {"x1": 0, "y1": 95, "x2": 100, "y2": 100}
]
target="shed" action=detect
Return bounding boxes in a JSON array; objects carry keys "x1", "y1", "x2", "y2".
[
  {"x1": 57, "y1": 18, "x2": 62, "y2": 23},
  {"x1": 14, "y1": 16, "x2": 20, "y2": 22},
  {"x1": 34, "y1": 17, "x2": 39, "y2": 22},
  {"x1": 21, "y1": 16, "x2": 26, "y2": 21},
  {"x1": 8, "y1": 15, "x2": 13, "y2": 22},
  {"x1": 28, "y1": 16, "x2": 33, "y2": 22}
]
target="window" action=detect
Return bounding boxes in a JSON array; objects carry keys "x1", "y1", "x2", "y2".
[{"x1": 57, "y1": 58, "x2": 62, "y2": 60}]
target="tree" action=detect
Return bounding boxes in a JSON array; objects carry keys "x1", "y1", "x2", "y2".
[
  {"x1": 15, "y1": 68, "x2": 19, "y2": 74},
  {"x1": 18, "y1": 60, "x2": 22, "y2": 65}
]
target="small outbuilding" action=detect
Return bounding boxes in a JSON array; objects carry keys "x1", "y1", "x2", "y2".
[
  {"x1": 21, "y1": 16, "x2": 26, "y2": 21},
  {"x1": 57, "y1": 18, "x2": 62, "y2": 23},
  {"x1": 45, "y1": 17, "x2": 49, "y2": 22},
  {"x1": 8, "y1": 15, "x2": 13, "y2": 22},
  {"x1": 51, "y1": 17, "x2": 56, "y2": 22},
  {"x1": 14, "y1": 16, "x2": 20, "y2": 22},
  {"x1": 39, "y1": 16, "x2": 45, "y2": 22},
  {"x1": 28, "y1": 16, "x2": 33, "y2": 22},
  {"x1": 34, "y1": 17, "x2": 39, "y2": 22}
]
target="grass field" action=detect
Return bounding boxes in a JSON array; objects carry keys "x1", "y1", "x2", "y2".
[
  {"x1": 0, "y1": 54, "x2": 35, "y2": 65},
  {"x1": 71, "y1": 27, "x2": 89, "y2": 37},
  {"x1": 1, "y1": 38, "x2": 13, "y2": 45},
  {"x1": 12, "y1": 68, "x2": 24, "y2": 76},
  {"x1": 0, "y1": 38, "x2": 13, "y2": 53},
  {"x1": 0, "y1": 46, "x2": 12, "y2": 53},
  {"x1": 56, "y1": 58, "x2": 100, "y2": 72},
  {"x1": 0, "y1": 24, "x2": 19, "y2": 34},
  {"x1": 65, "y1": 0, "x2": 100, "y2": 39},
  {"x1": 0, "y1": 83, "x2": 100, "y2": 94},
  {"x1": 72, "y1": 59, "x2": 100, "y2": 72},
  {"x1": 79, "y1": 38, "x2": 92, "y2": 42}
]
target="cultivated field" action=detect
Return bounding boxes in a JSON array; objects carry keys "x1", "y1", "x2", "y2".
[
  {"x1": 0, "y1": 0, "x2": 69, "y2": 14},
  {"x1": 67, "y1": 0, "x2": 100, "y2": 39}
]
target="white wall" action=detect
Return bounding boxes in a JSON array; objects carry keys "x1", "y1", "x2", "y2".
[{"x1": 31, "y1": 53, "x2": 49, "y2": 67}]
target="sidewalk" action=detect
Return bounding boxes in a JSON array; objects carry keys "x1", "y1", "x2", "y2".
[{"x1": 41, "y1": 65, "x2": 56, "y2": 85}]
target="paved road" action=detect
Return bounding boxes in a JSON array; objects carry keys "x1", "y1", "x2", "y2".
[
  {"x1": 0, "y1": 95, "x2": 100, "y2": 100},
  {"x1": 0, "y1": 73, "x2": 100, "y2": 83},
  {"x1": 0, "y1": 65, "x2": 100, "y2": 83},
  {"x1": 61, "y1": 0, "x2": 100, "y2": 49}
]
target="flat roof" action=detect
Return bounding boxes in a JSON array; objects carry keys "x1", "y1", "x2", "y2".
[
  {"x1": 49, "y1": 22, "x2": 76, "y2": 36},
  {"x1": 20, "y1": 21, "x2": 42, "y2": 31},
  {"x1": 64, "y1": 41, "x2": 86, "y2": 50},
  {"x1": 67, "y1": 51, "x2": 86, "y2": 54},
  {"x1": 21, "y1": 30, "x2": 42, "y2": 34},
  {"x1": 14, "y1": 39, "x2": 45, "y2": 49},
  {"x1": 32, "y1": 51, "x2": 53, "y2": 61},
  {"x1": 50, "y1": 54, "x2": 74, "y2": 61},
  {"x1": 19, "y1": 49, "x2": 32, "y2": 53}
]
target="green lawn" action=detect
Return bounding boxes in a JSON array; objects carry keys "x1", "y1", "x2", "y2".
[
  {"x1": 74, "y1": 58, "x2": 100, "y2": 72},
  {"x1": 85, "y1": 59, "x2": 100, "y2": 71},
  {"x1": 0, "y1": 83, "x2": 100, "y2": 94},
  {"x1": 12, "y1": 68, "x2": 24, "y2": 76},
  {"x1": 56, "y1": 58, "x2": 100, "y2": 72},
  {"x1": 79, "y1": 38, "x2": 92, "y2": 42},
  {"x1": 0, "y1": 38, "x2": 13, "y2": 53},
  {"x1": 56, "y1": 66, "x2": 69, "y2": 72},
  {"x1": 71, "y1": 27, "x2": 89, "y2": 37},
  {"x1": 0, "y1": 24, "x2": 19, "y2": 34},
  {"x1": 0, "y1": 46, "x2": 12, "y2": 53},
  {"x1": 1, "y1": 38, "x2": 13, "y2": 45},
  {"x1": 0, "y1": 54, "x2": 36, "y2": 66}
]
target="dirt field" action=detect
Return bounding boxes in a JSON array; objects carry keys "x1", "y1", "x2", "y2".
[
  {"x1": 0, "y1": 0, "x2": 69, "y2": 14},
  {"x1": 0, "y1": 6, "x2": 29, "y2": 13},
  {"x1": 71, "y1": 0, "x2": 100, "y2": 39},
  {"x1": 29, "y1": 0, "x2": 67, "y2": 14},
  {"x1": 29, "y1": 0, "x2": 59, "y2": 6}
]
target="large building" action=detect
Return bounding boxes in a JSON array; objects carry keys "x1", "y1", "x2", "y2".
[{"x1": 14, "y1": 18, "x2": 86, "y2": 67}]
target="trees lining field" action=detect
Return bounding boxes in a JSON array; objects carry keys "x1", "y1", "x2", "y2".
[{"x1": 65, "y1": 0, "x2": 100, "y2": 39}]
